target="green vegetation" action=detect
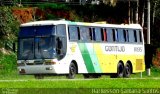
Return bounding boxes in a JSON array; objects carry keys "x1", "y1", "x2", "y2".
[
  {"x1": 0, "y1": 51, "x2": 17, "y2": 74},
  {"x1": 0, "y1": 7, "x2": 19, "y2": 49},
  {"x1": 0, "y1": 78, "x2": 160, "y2": 88}
]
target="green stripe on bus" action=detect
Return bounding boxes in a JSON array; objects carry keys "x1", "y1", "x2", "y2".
[
  {"x1": 78, "y1": 43, "x2": 95, "y2": 73},
  {"x1": 86, "y1": 44, "x2": 102, "y2": 73}
]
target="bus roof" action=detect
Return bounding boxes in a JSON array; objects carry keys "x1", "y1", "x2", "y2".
[{"x1": 21, "y1": 20, "x2": 142, "y2": 29}]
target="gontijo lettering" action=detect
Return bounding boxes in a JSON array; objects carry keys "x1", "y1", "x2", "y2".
[{"x1": 105, "y1": 46, "x2": 125, "y2": 52}]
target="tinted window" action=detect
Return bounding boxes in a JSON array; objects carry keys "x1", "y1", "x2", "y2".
[
  {"x1": 117, "y1": 29, "x2": 125, "y2": 42},
  {"x1": 68, "y1": 26, "x2": 79, "y2": 41},
  {"x1": 107, "y1": 28, "x2": 113, "y2": 42},
  {"x1": 128, "y1": 29, "x2": 135, "y2": 42},
  {"x1": 57, "y1": 24, "x2": 66, "y2": 36},
  {"x1": 94, "y1": 27, "x2": 102, "y2": 41},
  {"x1": 136, "y1": 30, "x2": 142, "y2": 43},
  {"x1": 19, "y1": 26, "x2": 55, "y2": 38},
  {"x1": 80, "y1": 27, "x2": 90, "y2": 41}
]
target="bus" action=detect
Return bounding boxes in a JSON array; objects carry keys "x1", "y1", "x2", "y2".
[{"x1": 17, "y1": 20, "x2": 145, "y2": 79}]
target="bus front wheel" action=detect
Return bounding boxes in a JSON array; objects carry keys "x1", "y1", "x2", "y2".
[{"x1": 66, "y1": 63, "x2": 77, "y2": 79}]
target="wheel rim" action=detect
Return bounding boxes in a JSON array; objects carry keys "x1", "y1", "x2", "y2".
[{"x1": 70, "y1": 66, "x2": 76, "y2": 75}]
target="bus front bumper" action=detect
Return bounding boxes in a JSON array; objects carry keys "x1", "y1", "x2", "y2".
[{"x1": 18, "y1": 64, "x2": 68, "y2": 75}]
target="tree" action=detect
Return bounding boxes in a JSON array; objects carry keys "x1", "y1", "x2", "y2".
[{"x1": 0, "y1": 7, "x2": 19, "y2": 50}]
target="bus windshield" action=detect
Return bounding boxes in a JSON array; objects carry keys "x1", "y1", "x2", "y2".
[
  {"x1": 18, "y1": 36, "x2": 56, "y2": 60},
  {"x1": 18, "y1": 25, "x2": 57, "y2": 60}
]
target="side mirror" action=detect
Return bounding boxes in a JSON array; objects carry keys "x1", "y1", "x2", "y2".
[{"x1": 56, "y1": 37, "x2": 63, "y2": 55}]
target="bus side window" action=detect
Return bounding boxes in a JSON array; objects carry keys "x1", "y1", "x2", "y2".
[
  {"x1": 136, "y1": 30, "x2": 142, "y2": 43},
  {"x1": 56, "y1": 24, "x2": 67, "y2": 59},
  {"x1": 95, "y1": 27, "x2": 102, "y2": 42},
  {"x1": 68, "y1": 26, "x2": 79, "y2": 41},
  {"x1": 107, "y1": 28, "x2": 113, "y2": 42},
  {"x1": 80, "y1": 27, "x2": 90, "y2": 42},
  {"x1": 117, "y1": 29, "x2": 125, "y2": 43},
  {"x1": 57, "y1": 24, "x2": 66, "y2": 36},
  {"x1": 128, "y1": 29, "x2": 135, "y2": 43}
]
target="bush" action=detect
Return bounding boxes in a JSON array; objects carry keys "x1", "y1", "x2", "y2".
[{"x1": 0, "y1": 51, "x2": 17, "y2": 74}]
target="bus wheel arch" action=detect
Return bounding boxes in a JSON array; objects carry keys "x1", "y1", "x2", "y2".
[
  {"x1": 66, "y1": 60, "x2": 78, "y2": 79},
  {"x1": 123, "y1": 61, "x2": 132, "y2": 78}
]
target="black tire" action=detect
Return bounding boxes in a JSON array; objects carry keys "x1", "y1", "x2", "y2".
[
  {"x1": 34, "y1": 74, "x2": 44, "y2": 79},
  {"x1": 110, "y1": 63, "x2": 124, "y2": 78},
  {"x1": 66, "y1": 63, "x2": 77, "y2": 79},
  {"x1": 117, "y1": 63, "x2": 124, "y2": 78},
  {"x1": 123, "y1": 63, "x2": 131, "y2": 78}
]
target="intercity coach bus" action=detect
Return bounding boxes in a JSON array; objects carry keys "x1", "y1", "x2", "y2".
[{"x1": 17, "y1": 20, "x2": 145, "y2": 79}]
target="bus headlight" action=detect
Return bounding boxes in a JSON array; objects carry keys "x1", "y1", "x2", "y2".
[
  {"x1": 17, "y1": 61, "x2": 25, "y2": 66},
  {"x1": 17, "y1": 63, "x2": 25, "y2": 66}
]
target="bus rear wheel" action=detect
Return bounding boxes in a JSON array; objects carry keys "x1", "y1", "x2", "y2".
[
  {"x1": 66, "y1": 63, "x2": 77, "y2": 79},
  {"x1": 123, "y1": 63, "x2": 131, "y2": 78},
  {"x1": 110, "y1": 63, "x2": 124, "y2": 78}
]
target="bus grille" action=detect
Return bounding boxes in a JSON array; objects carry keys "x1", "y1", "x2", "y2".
[{"x1": 26, "y1": 61, "x2": 44, "y2": 65}]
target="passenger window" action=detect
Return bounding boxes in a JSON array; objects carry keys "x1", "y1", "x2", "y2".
[
  {"x1": 57, "y1": 24, "x2": 66, "y2": 36},
  {"x1": 68, "y1": 26, "x2": 79, "y2": 41},
  {"x1": 117, "y1": 29, "x2": 125, "y2": 42},
  {"x1": 107, "y1": 28, "x2": 113, "y2": 42},
  {"x1": 94, "y1": 27, "x2": 102, "y2": 42},
  {"x1": 136, "y1": 30, "x2": 142, "y2": 43},
  {"x1": 80, "y1": 27, "x2": 90, "y2": 41},
  {"x1": 128, "y1": 29, "x2": 136, "y2": 43}
]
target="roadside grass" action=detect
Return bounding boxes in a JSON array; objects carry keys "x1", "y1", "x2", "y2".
[{"x1": 0, "y1": 78, "x2": 160, "y2": 88}]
